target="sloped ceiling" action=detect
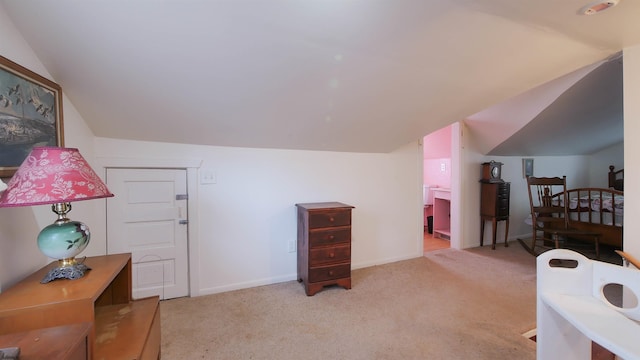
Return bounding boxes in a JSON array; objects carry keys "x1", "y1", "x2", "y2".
[
  {"x1": 488, "y1": 54, "x2": 623, "y2": 156},
  {"x1": 467, "y1": 53, "x2": 623, "y2": 156},
  {"x1": 2, "y1": 0, "x2": 639, "y2": 154}
]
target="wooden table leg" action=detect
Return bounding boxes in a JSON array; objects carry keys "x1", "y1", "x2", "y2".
[
  {"x1": 504, "y1": 219, "x2": 509, "y2": 247},
  {"x1": 491, "y1": 218, "x2": 497, "y2": 250}
]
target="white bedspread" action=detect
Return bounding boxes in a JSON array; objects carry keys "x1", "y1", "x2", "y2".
[
  {"x1": 547, "y1": 191, "x2": 624, "y2": 227},
  {"x1": 568, "y1": 193, "x2": 624, "y2": 216}
]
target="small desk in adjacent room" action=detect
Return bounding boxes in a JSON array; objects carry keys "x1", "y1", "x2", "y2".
[{"x1": 432, "y1": 188, "x2": 451, "y2": 239}]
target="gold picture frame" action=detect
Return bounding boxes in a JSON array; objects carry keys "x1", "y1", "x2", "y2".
[{"x1": 0, "y1": 55, "x2": 64, "y2": 178}]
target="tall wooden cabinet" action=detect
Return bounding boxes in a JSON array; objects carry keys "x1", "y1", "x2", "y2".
[
  {"x1": 296, "y1": 202, "x2": 354, "y2": 296},
  {"x1": 0, "y1": 253, "x2": 160, "y2": 359},
  {"x1": 480, "y1": 181, "x2": 510, "y2": 249}
]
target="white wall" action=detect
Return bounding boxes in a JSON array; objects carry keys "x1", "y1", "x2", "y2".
[
  {"x1": 0, "y1": 6, "x2": 48, "y2": 290},
  {"x1": 0, "y1": 2, "x2": 424, "y2": 296},
  {"x1": 462, "y1": 73, "x2": 632, "y2": 256},
  {"x1": 0, "y1": 5, "x2": 99, "y2": 289},
  {"x1": 460, "y1": 136, "x2": 592, "y2": 248},
  {"x1": 588, "y1": 142, "x2": 624, "y2": 187},
  {"x1": 94, "y1": 137, "x2": 424, "y2": 295},
  {"x1": 474, "y1": 143, "x2": 622, "y2": 243},
  {"x1": 623, "y1": 46, "x2": 640, "y2": 258},
  {"x1": 2, "y1": 0, "x2": 639, "y2": 295},
  {"x1": 487, "y1": 155, "x2": 590, "y2": 241}
]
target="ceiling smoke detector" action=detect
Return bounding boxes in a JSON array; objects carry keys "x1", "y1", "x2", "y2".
[{"x1": 579, "y1": 0, "x2": 620, "y2": 15}]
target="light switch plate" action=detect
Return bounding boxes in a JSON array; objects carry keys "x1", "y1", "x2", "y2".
[{"x1": 200, "y1": 168, "x2": 216, "y2": 184}]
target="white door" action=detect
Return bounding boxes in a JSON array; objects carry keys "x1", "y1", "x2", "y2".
[{"x1": 106, "y1": 168, "x2": 189, "y2": 300}]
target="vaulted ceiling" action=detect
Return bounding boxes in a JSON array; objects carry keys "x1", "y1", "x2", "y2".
[
  {"x1": 469, "y1": 53, "x2": 623, "y2": 156},
  {"x1": 2, "y1": 0, "x2": 639, "y2": 154}
]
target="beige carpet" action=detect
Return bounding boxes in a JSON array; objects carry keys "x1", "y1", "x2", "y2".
[{"x1": 160, "y1": 243, "x2": 537, "y2": 359}]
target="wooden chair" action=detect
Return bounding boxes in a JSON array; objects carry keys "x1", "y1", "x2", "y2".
[{"x1": 518, "y1": 176, "x2": 600, "y2": 258}]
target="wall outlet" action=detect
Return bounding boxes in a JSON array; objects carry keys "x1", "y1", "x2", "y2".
[{"x1": 288, "y1": 239, "x2": 296, "y2": 253}]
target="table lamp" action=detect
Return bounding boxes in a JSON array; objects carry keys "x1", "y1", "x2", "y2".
[{"x1": 0, "y1": 147, "x2": 114, "y2": 283}]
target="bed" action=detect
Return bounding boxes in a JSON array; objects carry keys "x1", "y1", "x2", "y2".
[{"x1": 553, "y1": 166, "x2": 624, "y2": 248}]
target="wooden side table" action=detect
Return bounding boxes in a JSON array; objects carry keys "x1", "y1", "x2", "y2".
[
  {"x1": 0, "y1": 254, "x2": 160, "y2": 360},
  {"x1": 0, "y1": 323, "x2": 91, "y2": 360}
]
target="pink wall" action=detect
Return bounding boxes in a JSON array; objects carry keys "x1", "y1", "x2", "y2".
[
  {"x1": 423, "y1": 125, "x2": 452, "y2": 191},
  {"x1": 424, "y1": 158, "x2": 451, "y2": 188},
  {"x1": 424, "y1": 125, "x2": 451, "y2": 159}
]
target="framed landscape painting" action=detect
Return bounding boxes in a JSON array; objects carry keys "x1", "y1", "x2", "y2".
[{"x1": 0, "y1": 55, "x2": 64, "y2": 178}]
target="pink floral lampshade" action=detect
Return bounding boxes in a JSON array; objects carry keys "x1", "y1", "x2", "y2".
[
  {"x1": 0, "y1": 147, "x2": 114, "y2": 283},
  {"x1": 0, "y1": 146, "x2": 113, "y2": 207}
]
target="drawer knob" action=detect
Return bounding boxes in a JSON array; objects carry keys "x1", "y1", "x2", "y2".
[
  {"x1": 328, "y1": 235, "x2": 335, "y2": 240},
  {"x1": 328, "y1": 270, "x2": 334, "y2": 276},
  {"x1": 329, "y1": 217, "x2": 335, "y2": 222},
  {"x1": 329, "y1": 252, "x2": 335, "y2": 258}
]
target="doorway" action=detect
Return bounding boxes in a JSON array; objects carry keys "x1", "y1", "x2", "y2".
[
  {"x1": 106, "y1": 168, "x2": 190, "y2": 300},
  {"x1": 423, "y1": 124, "x2": 454, "y2": 253}
]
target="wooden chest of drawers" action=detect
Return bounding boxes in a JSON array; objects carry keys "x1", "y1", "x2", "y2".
[{"x1": 296, "y1": 202, "x2": 354, "y2": 296}]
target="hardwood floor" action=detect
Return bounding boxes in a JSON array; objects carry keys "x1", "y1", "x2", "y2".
[{"x1": 423, "y1": 230, "x2": 449, "y2": 253}]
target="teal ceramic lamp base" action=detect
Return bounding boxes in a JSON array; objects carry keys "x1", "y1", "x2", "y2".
[{"x1": 38, "y1": 203, "x2": 91, "y2": 284}]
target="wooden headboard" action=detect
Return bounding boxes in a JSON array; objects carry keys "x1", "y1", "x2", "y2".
[{"x1": 609, "y1": 165, "x2": 624, "y2": 191}]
